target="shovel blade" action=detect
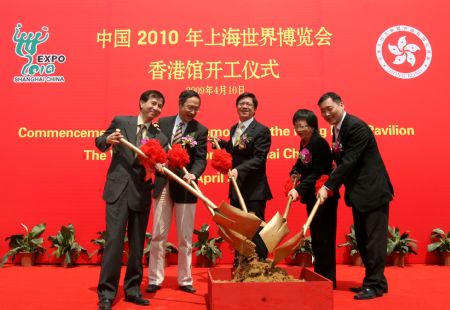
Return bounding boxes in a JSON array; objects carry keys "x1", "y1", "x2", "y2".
[
  {"x1": 218, "y1": 226, "x2": 256, "y2": 258},
  {"x1": 212, "y1": 211, "x2": 236, "y2": 228},
  {"x1": 272, "y1": 231, "x2": 304, "y2": 266},
  {"x1": 216, "y1": 201, "x2": 262, "y2": 239},
  {"x1": 259, "y1": 212, "x2": 290, "y2": 253}
]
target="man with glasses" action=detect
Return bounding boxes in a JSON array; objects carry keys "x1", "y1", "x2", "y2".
[
  {"x1": 147, "y1": 90, "x2": 208, "y2": 294},
  {"x1": 211, "y1": 92, "x2": 273, "y2": 262}
]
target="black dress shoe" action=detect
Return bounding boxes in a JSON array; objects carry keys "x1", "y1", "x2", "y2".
[
  {"x1": 124, "y1": 295, "x2": 150, "y2": 306},
  {"x1": 146, "y1": 284, "x2": 161, "y2": 293},
  {"x1": 354, "y1": 287, "x2": 382, "y2": 300},
  {"x1": 350, "y1": 286, "x2": 363, "y2": 293},
  {"x1": 350, "y1": 286, "x2": 388, "y2": 293},
  {"x1": 98, "y1": 299, "x2": 113, "y2": 310},
  {"x1": 179, "y1": 285, "x2": 197, "y2": 293}
]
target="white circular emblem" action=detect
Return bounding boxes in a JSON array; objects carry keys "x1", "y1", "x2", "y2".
[{"x1": 376, "y1": 25, "x2": 432, "y2": 79}]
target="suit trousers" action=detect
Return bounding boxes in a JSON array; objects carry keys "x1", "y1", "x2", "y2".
[
  {"x1": 352, "y1": 203, "x2": 389, "y2": 295},
  {"x1": 148, "y1": 185, "x2": 196, "y2": 286},
  {"x1": 97, "y1": 192, "x2": 150, "y2": 300},
  {"x1": 306, "y1": 195, "x2": 338, "y2": 288}
]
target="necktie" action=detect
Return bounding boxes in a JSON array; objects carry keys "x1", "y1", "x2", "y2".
[
  {"x1": 136, "y1": 124, "x2": 147, "y2": 148},
  {"x1": 334, "y1": 126, "x2": 340, "y2": 141},
  {"x1": 234, "y1": 123, "x2": 245, "y2": 147},
  {"x1": 172, "y1": 122, "x2": 184, "y2": 145}
]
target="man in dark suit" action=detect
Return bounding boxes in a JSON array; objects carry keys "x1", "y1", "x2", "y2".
[
  {"x1": 214, "y1": 92, "x2": 273, "y2": 260},
  {"x1": 146, "y1": 90, "x2": 207, "y2": 294},
  {"x1": 316, "y1": 92, "x2": 394, "y2": 300},
  {"x1": 96, "y1": 90, "x2": 168, "y2": 310}
]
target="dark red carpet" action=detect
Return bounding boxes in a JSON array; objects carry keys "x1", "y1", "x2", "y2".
[{"x1": 0, "y1": 264, "x2": 449, "y2": 309}]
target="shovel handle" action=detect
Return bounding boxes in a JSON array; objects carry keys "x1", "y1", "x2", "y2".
[
  {"x1": 167, "y1": 144, "x2": 203, "y2": 194},
  {"x1": 282, "y1": 175, "x2": 298, "y2": 219},
  {"x1": 120, "y1": 137, "x2": 146, "y2": 157},
  {"x1": 302, "y1": 198, "x2": 321, "y2": 235},
  {"x1": 162, "y1": 167, "x2": 217, "y2": 214},
  {"x1": 179, "y1": 167, "x2": 214, "y2": 216},
  {"x1": 119, "y1": 136, "x2": 216, "y2": 215},
  {"x1": 229, "y1": 177, "x2": 247, "y2": 213},
  {"x1": 282, "y1": 196, "x2": 294, "y2": 219}
]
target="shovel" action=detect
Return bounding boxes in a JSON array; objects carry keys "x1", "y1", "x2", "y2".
[
  {"x1": 271, "y1": 198, "x2": 321, "y2": 266},
  {"x1": 161, "y1": 166, "x2": 256, "y2": 257},
  {"x1": 259, "y1": 176, "x2": 298, "y2": 253},
  {"x1": 119, "y1": 136, "x2": 262, "y2": 240}
]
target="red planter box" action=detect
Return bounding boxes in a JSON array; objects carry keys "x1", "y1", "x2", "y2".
[{"x1": 208, "y1": 266, "x2": 333, "y2": 310}]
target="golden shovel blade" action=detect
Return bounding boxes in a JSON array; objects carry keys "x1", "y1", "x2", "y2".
[
  {"x1": 216, "y1": 201, "x2": 262, "y2": 239},
  {"x1": 212, "y1": 210, "x2": 237, "y2": 228},
  {"x1": 271, "y1": 231, "x2": 304, "y2": 266},
  {"x1": 259, "y1": 212, "x2": 290, "y2": 253},
  {"x1": 218, "y1": 226, "x2": 256, "y2": 258}
]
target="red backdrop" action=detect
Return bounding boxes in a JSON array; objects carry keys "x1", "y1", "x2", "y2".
[{"x1": 1, "y1": 0, "x2": 449, "y2": 264}]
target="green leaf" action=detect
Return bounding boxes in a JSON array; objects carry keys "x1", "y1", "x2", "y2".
[{"x1": 28, "y1": 223, "x2": 46, "y2": 239}]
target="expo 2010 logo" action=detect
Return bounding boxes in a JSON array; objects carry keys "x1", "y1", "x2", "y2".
[{"x1": 376, "y1": 25, "x2": 432, "y2": 79}]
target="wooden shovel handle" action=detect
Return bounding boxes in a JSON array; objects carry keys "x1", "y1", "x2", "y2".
[
  {"x1": 212, "y1": 137, "x2": 248, "y2": 213},
  {"x1": 119, "y1": 136, "x2": 216, "y2": 215},
  {"x1": 282, "y1": 175, "x2": 298, "y2": 219},
  {"x1": 302, "y1": 198, "x2": 321, "y2": 235},
  {"x1": 162, "y1": 167, "x2": 217, "y2": 215},
  {"x1": 230, "y1": 176, "x2": 248, "y2": 213},
  {"x1": 167, "y1": 144, "x2": 202, "y2": 193},
  {"x1": 120, "y1": 137, "x2": 146, "y2": 157}
]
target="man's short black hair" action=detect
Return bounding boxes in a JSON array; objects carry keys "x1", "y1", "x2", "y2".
[
  {"x1": 139, "y1": 90, "x2": 165, "y2": 109},
  {"x1": 317, "y1": 92, "x2": 342, "y2": 105},
  {"x1": 236, "y1": 92, "x2": 258, "y2": 109}
]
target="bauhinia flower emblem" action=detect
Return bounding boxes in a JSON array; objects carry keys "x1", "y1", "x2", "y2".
[
  {"x1": 298, "y1": 148, "x2": 312, "y2": 164},
  {"x1": 181, "y1": 133, "x2": 197, "y2": 148},
  {"x1": 237, "y1": 133, "x2": 251, "y2": 150},
  {"x1": 389, "y1": 36, "x2": 420, "y2": 66}
]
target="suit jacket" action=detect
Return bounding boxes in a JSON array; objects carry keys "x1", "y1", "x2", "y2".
[
  {"x1": 325, "y1": 114, "x2": 394, "y2": 212},
  {"x1": 220, "y1": 119, "x2": 273, "y2": 201},
  {"x1": 290, "y1": 131, "x2": 335, "y2": 203},
  {"x1": 96, "y1": 116, "x2": 169, "y2": 211},
  {"x1": 152, "y1": 116, "x2": 208, "y2": 203}
]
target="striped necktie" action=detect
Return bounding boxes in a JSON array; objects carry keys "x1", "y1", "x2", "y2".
[
  {"x1": 136, "y1": 124, "x2": 147, "y2": 147},
  {"x1": 172, "y1": 122, "x2": 184, "y2": 145}
]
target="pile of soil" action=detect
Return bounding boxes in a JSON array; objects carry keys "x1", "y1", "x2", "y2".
[{"x1": 232, "y1": 255, "x2": 304, "y2": 283}]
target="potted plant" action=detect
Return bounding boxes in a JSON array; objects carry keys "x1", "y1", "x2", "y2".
[
  {"x1": 387, "y1": 225, "x2": 418, "y2": 267},
  {"x1": 287, "y1": 236, "x2": 314, "y2": 266},
  {"x1": 338, "y1": 225, "x2": 362, "y2": 266},
  {"x1": 427, "y1": 228, "x2": 450, "y2": 266},
  {"x1": 48, "y1": 224, "x2": 88, "y2": 267},
  {"x1": 193, "y1": 224, "x2": 223, "y2": 267},
  {"x1": 89, "y1": 230, "x2": 107, "y2": 262},
  {"x1": 0, "y1": 223, "x2": 46, "y2": 267}
]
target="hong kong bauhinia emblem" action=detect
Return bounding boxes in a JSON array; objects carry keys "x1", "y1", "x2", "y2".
[{"x1": 376, "y1": 25, "x2": 432, "y2": 79}]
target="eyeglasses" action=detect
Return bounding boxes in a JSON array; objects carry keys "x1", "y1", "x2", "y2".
[{"x1": 237, "y1": 101, "x2": 254, "y2": 107}]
